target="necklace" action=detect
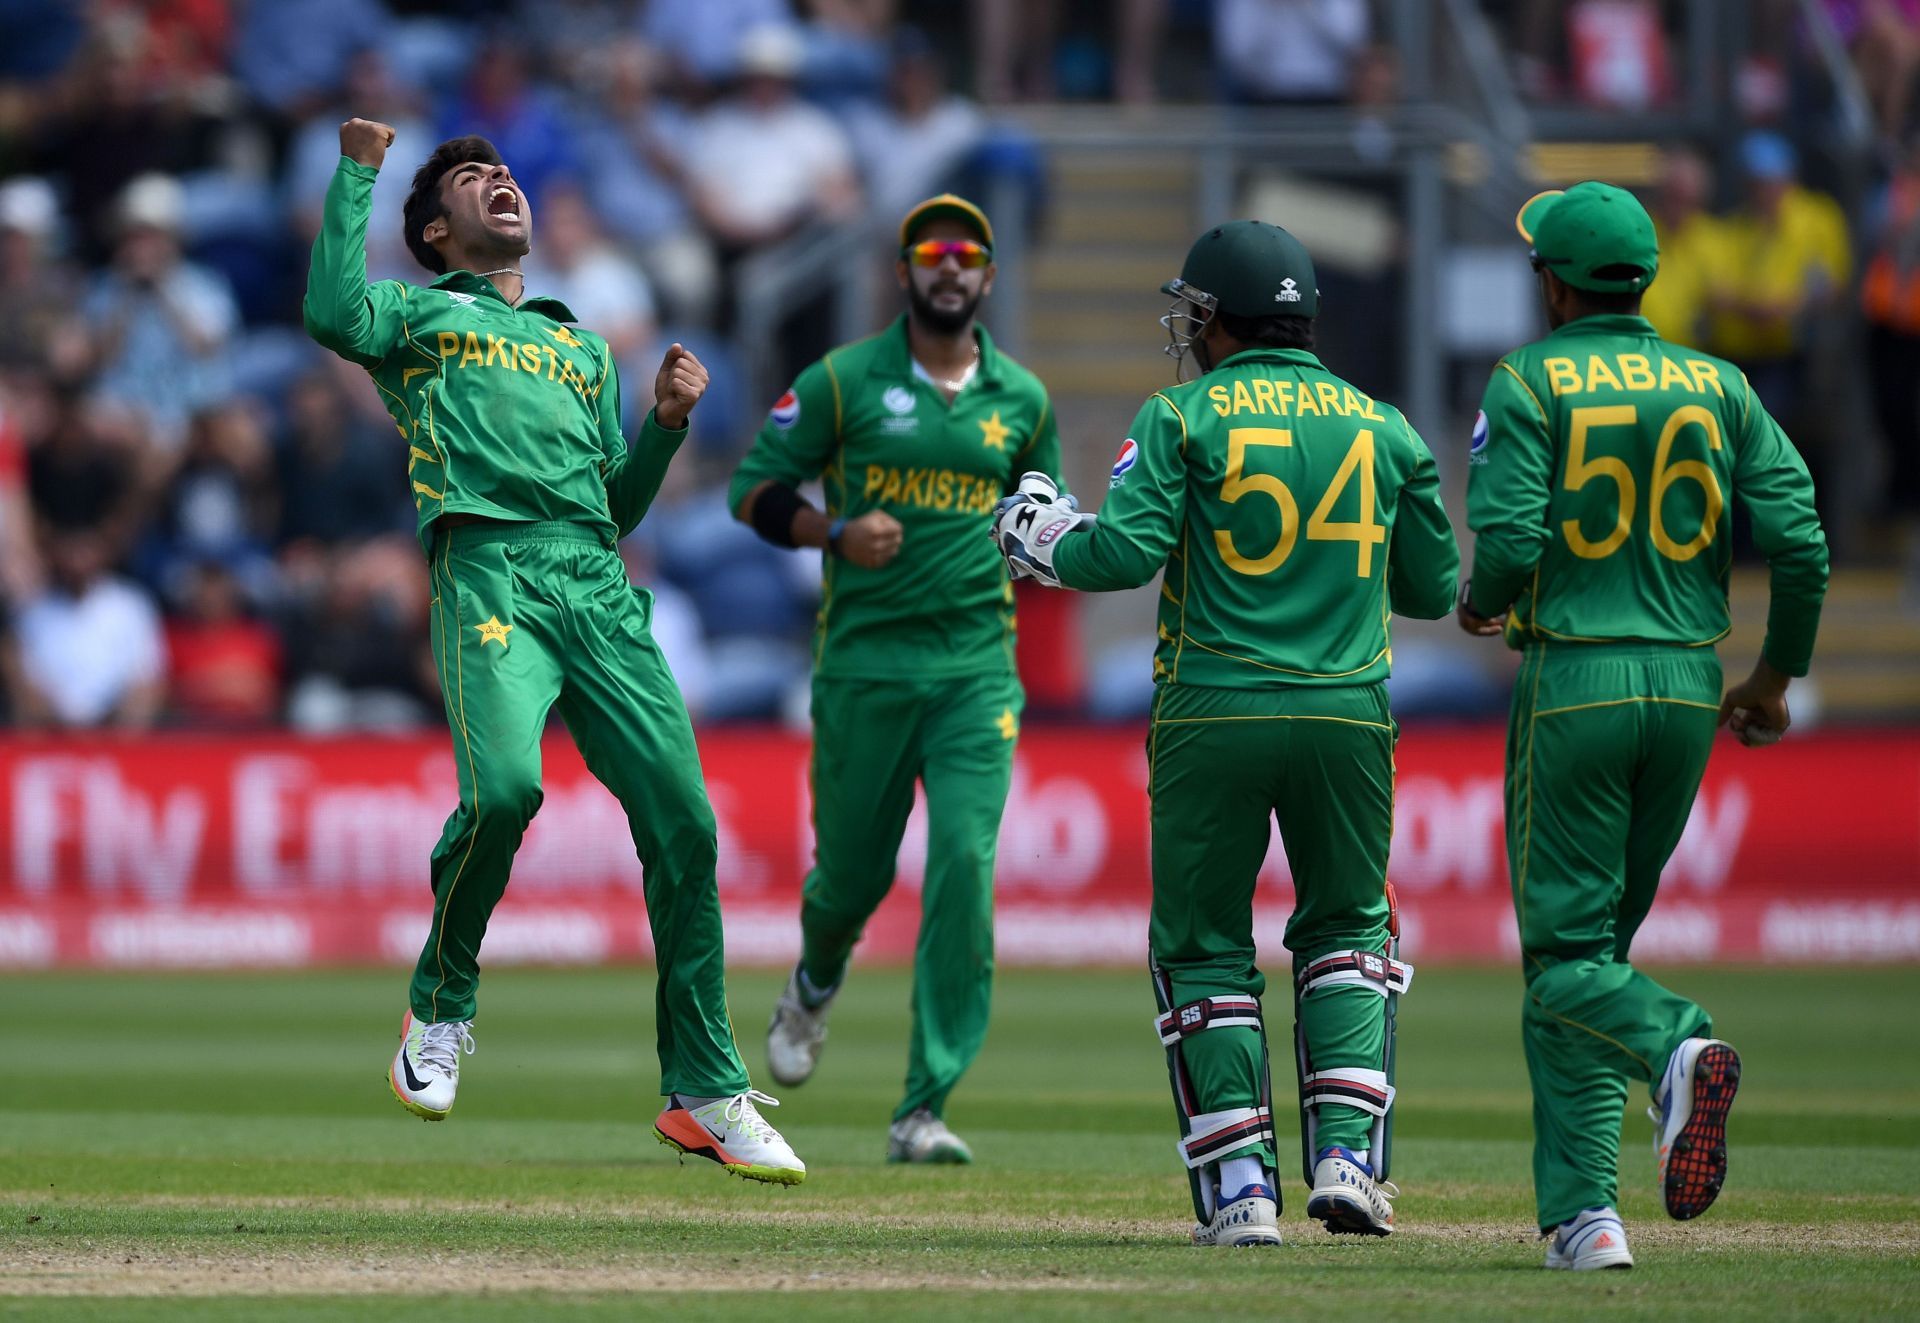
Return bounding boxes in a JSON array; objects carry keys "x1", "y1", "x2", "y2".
[
  {"x1": 921, "y1": 343, "x2": 980, "y2": 392},
  {"x1": 476, "y1": 267, "x2": 523, "y2": 304}
]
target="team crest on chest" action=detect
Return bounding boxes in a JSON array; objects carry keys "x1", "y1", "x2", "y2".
[{"x1": 881, "y1": 383, "x2": 920, "y2": 435}]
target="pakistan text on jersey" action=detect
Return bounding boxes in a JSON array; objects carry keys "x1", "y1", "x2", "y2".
[
  {"x1": 1206, "y1": 377, "x2": 1389, "y2": 421},
  {"x1": 1540, "y1": 353, "x2": 1726, "y2": 398},
  {"x1": 862, "y1": 464, "x2": 1003, "y2": 514},
  {"x1": 433, "y1": 330, "x2": 597, "y2": 399}
]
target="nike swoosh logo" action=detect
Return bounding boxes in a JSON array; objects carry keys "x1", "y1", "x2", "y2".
[{"x1": 400, "y1": 1051, "x2": 431, "y2": 1094}]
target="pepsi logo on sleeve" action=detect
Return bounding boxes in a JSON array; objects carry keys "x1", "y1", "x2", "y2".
[
  {"x1": 1110, "y1": 438, "x2": 1139, "y2": 487},
  {"x1": 770, "y1": 389, "x2": 801, "y2": 429},
  {"x1": 1468, "y1": 410, "x2": 1489, "y2": 464}
]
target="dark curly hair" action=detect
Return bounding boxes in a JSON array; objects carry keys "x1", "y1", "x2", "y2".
[
  {"x1": 1215, "y1": 310, "x2": 1316, "y2": 351},
  {"x1": 402, "y1": 135, "x2": 502, "y2": 275}
]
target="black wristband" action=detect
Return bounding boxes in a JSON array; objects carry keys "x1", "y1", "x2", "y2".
[
  {"x1": 748, "y1": 483, "x2": 812, "y2": 548},
  {"x1": 827, "y1": 517, "x2": 848, "y2": 558}
]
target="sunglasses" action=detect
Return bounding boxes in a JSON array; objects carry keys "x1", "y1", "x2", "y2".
[{"x1": 903, "y1": 239, "x2": 991, "y2": 269}]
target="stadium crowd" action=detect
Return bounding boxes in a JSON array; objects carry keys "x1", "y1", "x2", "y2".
[{"x1": 0, "y1": 0, "x2": 1906, "y2": 730}]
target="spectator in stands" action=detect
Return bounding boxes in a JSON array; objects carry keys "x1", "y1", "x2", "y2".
[
  {"x1": 1824, "y1": 0, "x2": 1920, "y2": 143},
  {"x1": 846, "y1": 27, "x2": 987, "y2": 220},
  {"x1": 520, "y1": 182, "x2": 659, "y2": 421},
  {"x1": 1705, "y1": 132, "x2": 1852, "y2": 423},
  {"x1": 232, "y1": 0, "x2": 387, "y2": 154},
  {"x1": 1640, "y1": 145, "x2": 1727, "y2": 349},
  {"x1": 141, "y1": 400, "x2": 280, "y2": 608},
  {"x1": 284, "y1": 47, "x2": 433, "y2": 283},
  {"x1": 569, "y1": 38, "x2": 718, "y2": 325},
  {"x1": 1214, "y1": 0, "x2": 1369, "y2": 105},
  {"x1": 101, "y1": 0, "x2": 232, "y2": 99},
  {"x1": 1860, "y1": 129, "x2": 1920, "y2": 557},
  {"x1": 83, "y1": 173, "x2": 241, "y2": 452},
  {"x1": 164, "y1": 557, "x2": 283, "y2": 726},
  {"x1": 27, "y1": 394, "x2": 147, "y2": 553},
  {"x1": 33, "y1": 21, "x2": 205, "y2": 263},
  {"x1": 436, "y1": 37, "x2": 577, "y2": 204},
  {"x1": 279, "y1": 536, "x2": 436, "y2": 732},
  {"x1": 680, "y1": 26, "x2": 862, "y2": 258},
  {"x1": 971, "y1": 0, "x2": 1165, "y2": 104},
  {"x1": 7, "y1": 525, "x2": 166, "y2": 729},
  {"x1": 0, "y1": 177, "x2": 90, "y2": 384},
  {"x1": 274, "y1": 369, "x2": 407, "y2": 548},
  {"x1": 0, "y1": 388, "x2": 39, "y2": 608},
  {"x1": 641, "y1": 0, "x2": 795, "y2": 90}
]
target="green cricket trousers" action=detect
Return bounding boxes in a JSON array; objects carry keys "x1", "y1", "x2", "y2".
[
  {"x1": 413, "y1": 519, "x2": 749, "y2": 1098},
  {"x1": 1506, "y1": 642, "x2": 1720, "y2": 1230},
  {"x1": 798, "y1": 672, "x2": 1022, "y2": 1123},
  {"x1": 1147, "y1": 682, "x2": 1399, "y2": 1184}
]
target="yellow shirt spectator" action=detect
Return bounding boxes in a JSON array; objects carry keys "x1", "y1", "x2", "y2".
[
  {"x1": 1706, "y1": 170, "x2": 1852, "y2": 362},
  {"x1": 1642, "y1": 210, "x2": 1732, "y2": 348}
]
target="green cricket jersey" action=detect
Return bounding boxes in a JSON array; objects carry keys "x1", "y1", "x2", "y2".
[
  {"x1": 1465, "y1": 314, "x2": 1828, "y2": 674},
  {"x1": 303, "y1": 157, "x2": 683, "y2": 555},
  {"x1": 727, "y1": 316, "x2": 1061, "y2": 680},
  {"x1": 1053, "y1": 347, "x2": 1459, "y2": 688}
]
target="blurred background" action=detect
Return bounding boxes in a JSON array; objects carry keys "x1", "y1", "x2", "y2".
[{"x1": 0, "y1": 0, "x2": 1913, "y2": 970}]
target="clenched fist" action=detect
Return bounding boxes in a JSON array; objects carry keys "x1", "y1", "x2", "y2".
[
  {"x1": 653, "y1": 343, "x2": 708, "y2": 430},
  {"x1": 340, "y1": 118, "x2": 396, "y2": 169},
  {"x1": 837, "y1": 510, "x2": 903, "y2": 568}
]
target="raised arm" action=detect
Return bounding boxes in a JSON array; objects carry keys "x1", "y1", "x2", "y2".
[
  {"x1": 604, "y1": 343, "x2": 703, "y2": 537},
  {"x1": 302, "y1": 118, "x2": 407, "y2": 367}
]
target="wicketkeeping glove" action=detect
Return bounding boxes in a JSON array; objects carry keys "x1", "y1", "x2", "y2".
[{"x1": 991, "y1": 470, "x2": 1094, "y2": 588}]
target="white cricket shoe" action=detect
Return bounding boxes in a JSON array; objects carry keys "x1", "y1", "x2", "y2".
[
  {"x1": 388, "y1": 1010, "x2": 474, "y2": 1121},
  {"x1": 654, "y1": 1090, "x2": 806, "y2": 1186},
  {"x1": 1544, "y1": 1206, "x2": 1634, "y2": 1270},
  {"x1": 1306, "y1": 1146, "x2": 1397, "y2": 1236},
  {"x1": 1650, "y1": 1037, "x2": 1741, "y2": 1220},
  {"x1": 887, "y1": 1107, "x2": 974, "y2": 1164},
  {"x1": 766, "y1": 966, "x2": 834, "y2": 1087},
  {"x1": 1193, "y1": 1183, "x2": 1283, "y2": 1247}
]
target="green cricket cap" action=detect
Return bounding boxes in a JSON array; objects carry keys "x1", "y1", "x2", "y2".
[
  {"x1": 1163, "y1": 219, "x2": 1319, "y2": 318},
  {"x1": 900, "y1": 193, "x2": 993, "y2": 250},
  {"x1": 1516, "y1": 181, "x2": 1659, "y2": 294}
]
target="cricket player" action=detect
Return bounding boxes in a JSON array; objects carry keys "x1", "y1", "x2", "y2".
[
  {"x1": 1459, "y1": 182, "x2": 1829, "y2": 1268},
  {"x1": 304, "y1": 118, "x2": 805, "y2": 1185},
  {"x1": 729, "y1": 195, "x2": 1061, "y2": 1163},
  {"x1": 993, "y1": 221, "x2": 1459, "y2": 1245}
]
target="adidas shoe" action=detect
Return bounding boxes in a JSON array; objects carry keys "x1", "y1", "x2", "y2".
[
  {"x1": 886, "y1": 1107, "x2": 974, "y2": 1164},
  {"x1": 1544, "y1": 1206, "x2": 1634, "y2": 1270},
  {"x1": 654, "y1": 1090, "x2": 806, "y2": 1186},
  {"x1": 1193, "y1": 1183, "x2": 1283, "y2": 1247},
  {"x1": 766, "y1": 965, "x2": 834, "y2": 1087},
  {"x1": 1650, "y1": 1037, "x2": 1741, "y2": 1219},
  {"x1": 1306, "y1": 1146, "x2": 1397, "y2": 1236},
  {"x1": 388, "y1": 1010, "x2": 474, "y2": 1121}
]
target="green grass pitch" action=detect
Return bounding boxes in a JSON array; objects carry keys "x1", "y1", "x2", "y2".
[{"x1": 3, "y1": 965, "x2": 1916, "y2": 1319}]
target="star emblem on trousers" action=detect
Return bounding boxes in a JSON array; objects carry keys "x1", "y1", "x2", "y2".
[
  {"x1": 475, "y1": 615, "x2": 513, "y2": 648},
  {"x1": 995, "y1": 707, "x2": 1019, "y2": 740},
  {"x1": 978, "y1": 410, "x2": 1010, "y2": 450}
]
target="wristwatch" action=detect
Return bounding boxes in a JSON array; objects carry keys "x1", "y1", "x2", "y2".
[{"x1": 827, "y1": 517, "x2": 848, "y2": 558}]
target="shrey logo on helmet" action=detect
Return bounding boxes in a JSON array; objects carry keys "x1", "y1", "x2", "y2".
[
  {"x1": 1111, "y1": 438, "x2": 1139, "y2": 487},
  {"x1": 770, "y1": 389, "x2": 801, "y2": 429},
  {"x1": 1276, "y1": 277, "x2": 1301, "y2": 303}
]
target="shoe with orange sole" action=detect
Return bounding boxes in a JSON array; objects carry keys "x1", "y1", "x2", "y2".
[{"x1": 654, "y1": 1090, "x2": 806, "y2": 1185}]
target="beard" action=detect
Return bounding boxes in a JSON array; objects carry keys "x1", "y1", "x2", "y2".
[{"x1": 908, "y1": 278, "x2": 981, "y2": 334}]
